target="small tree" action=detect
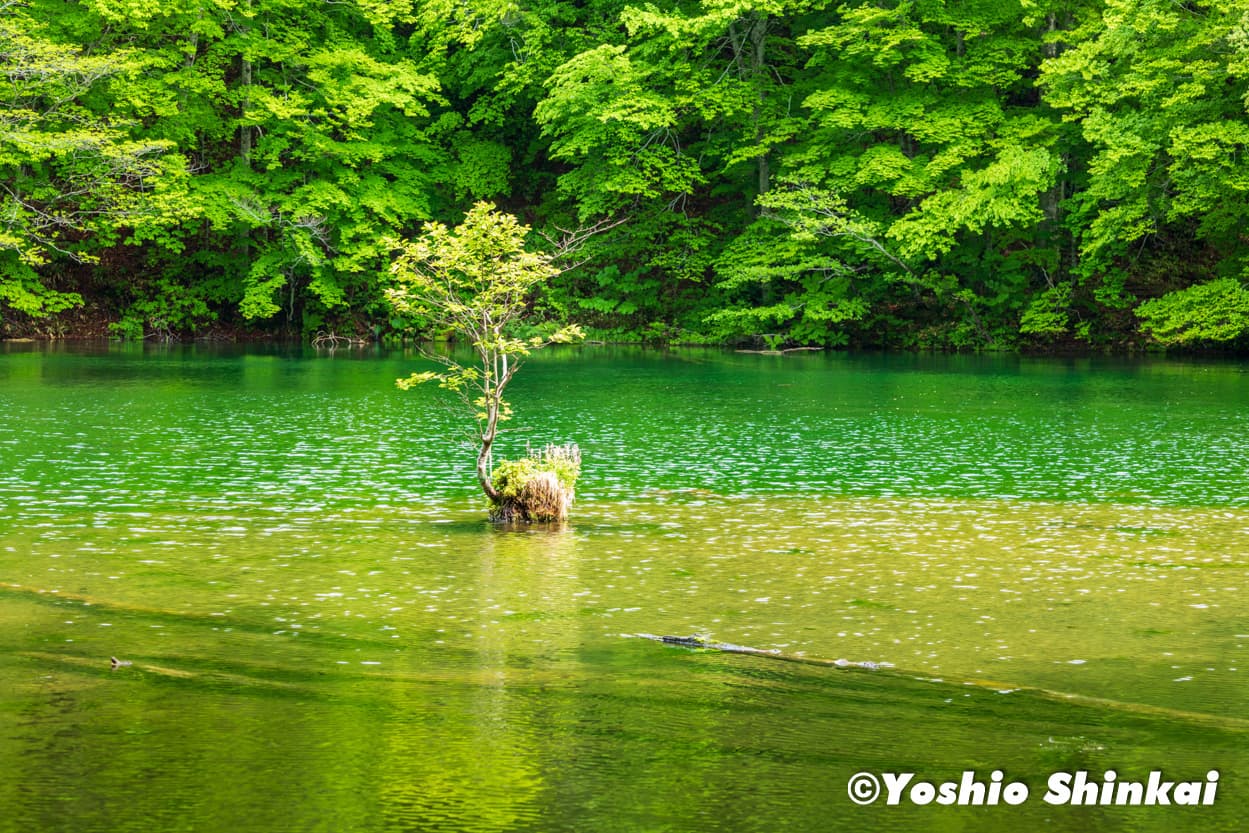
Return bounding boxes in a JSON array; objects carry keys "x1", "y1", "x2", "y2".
[{"x1": 387, "y1": 202, "x2": 584, "y2": 520}]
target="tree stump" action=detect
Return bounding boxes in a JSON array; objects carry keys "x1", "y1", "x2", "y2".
[{"x1": 489, "y1": 443, "x2": 580, "y2": 523}]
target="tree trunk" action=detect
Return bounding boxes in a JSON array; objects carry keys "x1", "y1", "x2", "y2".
[
  {"x1": 477, "y1": 432, "x2": 500, "y2": 501},
  {"x1": 750, "y1": 15, "x2": 769, "y2": 201},
  {"x1": 239, "y1": 0, "x2": 253, "y2": 164},
  {"x1": 478, "y1": 394, "x2": 501, "y2": 501},
  {"x1": 240, "y1": 55, "x2": 253, "y2": 162},
  {"x1": 730, "y1": 15, "x2": 771, "y2": 213}
]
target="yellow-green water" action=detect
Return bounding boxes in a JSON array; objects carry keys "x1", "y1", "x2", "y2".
[{"x1": 0, "y1": 344, "x2": 1246, "y2": 831}]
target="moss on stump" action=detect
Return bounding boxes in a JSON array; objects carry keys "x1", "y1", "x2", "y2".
[{"x1": 489, "y1": 443, "x2": 580, "y2": 523}]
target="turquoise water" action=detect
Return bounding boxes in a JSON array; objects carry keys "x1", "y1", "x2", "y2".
[
  {"x1": 0, "y1": 344, "x2": 1246, "y2": 831},
  {"x1": 7, "y1": 346, "x2": 1249, "y2": 509}
]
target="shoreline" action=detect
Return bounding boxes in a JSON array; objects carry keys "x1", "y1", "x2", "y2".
[{"x1": 4, "y1": 332, "x2": 1246, "y2": 357}]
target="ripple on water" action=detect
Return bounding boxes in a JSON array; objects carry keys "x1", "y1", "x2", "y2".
[{"x1": 2, "y1": 352, "x2": 1248, "y2": 715}]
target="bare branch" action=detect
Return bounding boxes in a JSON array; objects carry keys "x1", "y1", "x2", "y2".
[{"x1": 536, "y1": 214, "x2": 630, "y2": 269}]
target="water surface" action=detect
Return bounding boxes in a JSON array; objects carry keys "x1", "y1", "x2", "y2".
[{"x1": 1, "y1": 344, "x2": 1246, "y2": 831}]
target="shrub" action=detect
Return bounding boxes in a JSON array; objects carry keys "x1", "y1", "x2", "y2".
[{"x1": 1136, "y1": 278, "x2": 1249, "y2": 345}]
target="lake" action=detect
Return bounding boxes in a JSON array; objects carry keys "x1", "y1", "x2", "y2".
[{"x1": 1, "y1": 344, "x2": 1246, "y2": 831}]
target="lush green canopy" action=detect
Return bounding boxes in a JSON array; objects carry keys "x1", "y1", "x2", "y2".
[{"x1": 4, "y1": 0, "x2": 1249, "y2": 349}]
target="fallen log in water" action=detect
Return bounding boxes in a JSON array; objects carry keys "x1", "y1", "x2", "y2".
[
  {"x1": 734, "y1": 346, "x2": 824, "y2": 355},
  {"x1": 628, "y1": 633, "x2": 1249, "y2": 731},
  {"x1": 631, "y1": 633, "x2": 889, "y2": 670}
]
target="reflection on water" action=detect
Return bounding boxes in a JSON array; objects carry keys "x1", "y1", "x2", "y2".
[{"x1": 1, "y1": 345, "x2": 1247, "y2": 832}]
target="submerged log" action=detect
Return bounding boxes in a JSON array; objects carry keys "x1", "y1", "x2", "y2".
[
  {"x1": 629, "y1": 633, "x2": 1249, "y2": 730},
  {"x1": 632, "y1": 633, "x2": 887, "y2": 670}
]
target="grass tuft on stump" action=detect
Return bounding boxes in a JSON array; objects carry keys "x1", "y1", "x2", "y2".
[{"x1": 490, "y1": 443, "x2": 581, "y2": 523}]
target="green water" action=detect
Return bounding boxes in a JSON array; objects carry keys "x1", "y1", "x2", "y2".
[{"x1": 1, "y1": 344, "x2": 1247, "y2": 832}]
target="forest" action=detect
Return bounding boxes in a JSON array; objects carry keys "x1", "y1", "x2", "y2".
[{"x1": 5, "y1": 0, "x2": 1249, "y2": 349}]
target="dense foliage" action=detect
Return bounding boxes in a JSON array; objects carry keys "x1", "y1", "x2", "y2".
[{"x1": 5, "y1": 0, "x2": 1249, "y2": 349}]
